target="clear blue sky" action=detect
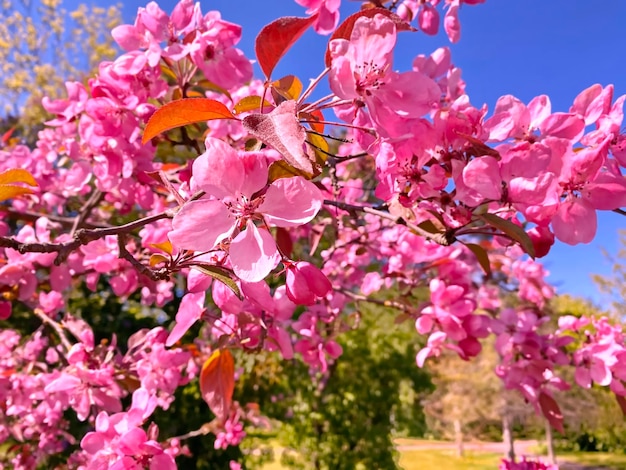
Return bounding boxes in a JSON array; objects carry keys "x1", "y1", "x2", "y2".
[{"x1": 73, "y1": 0, "x2": 626, "y2": 305}]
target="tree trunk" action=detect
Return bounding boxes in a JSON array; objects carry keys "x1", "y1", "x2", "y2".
[
  {"x1": 454, "y1": 419, "x2": 464, "y2": 457},
  {"x1": 502, "y1": 413, "x2": 515, "y2": 461},
  {"x1": 545, "y1": 419, "x2": 556, "y2": 464}
]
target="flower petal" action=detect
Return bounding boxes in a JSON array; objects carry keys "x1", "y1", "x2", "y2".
[
  {"x1": 169, "y1": 199, "x2": 235, "y2": 251},
  {"x1": 229, "y1": 222, "x2": 280, "y2": 282},
  {"x1": 192, "y1": 137, "x2": 244, "y2": 197},
  {"x1": 260, "y1": 177, "x2": 323, "y2": 227}
]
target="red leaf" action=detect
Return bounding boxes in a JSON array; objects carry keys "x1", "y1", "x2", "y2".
[
  {"x1": 538, "y1": 392, "x2": 564, "y2": 434},
  {"x1": 243, "y1": 100, "x2": 317, "y2": 175},
  {"x1": 199, "y1": 349, "x2": 235, "y2": 421},
  {"x1": 255, "y1": 16, "x2": 317, "y2": 79},
  {"x1": 1, "y1": 127, "x2": 15, "y2": 145},
  {"x1": 142, "y1": 98, "x2": 237, "y2": 144},
  {"x1": 324, "y1": 8, "x2": 415, "y2": 67}
]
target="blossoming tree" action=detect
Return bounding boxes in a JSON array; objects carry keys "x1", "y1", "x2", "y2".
[{"x1": 1, "y1": 0, "x2": 626, "y2": 468}]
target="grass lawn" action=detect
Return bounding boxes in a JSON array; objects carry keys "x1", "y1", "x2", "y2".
[
  {"x1": 399, "y1": 449, "x2": 502, "y2": 470},
  {"x1": 559, "y1": 451, "x2": 626, "y2": 469},
  {"x1": 258, "y1": 439, "x2": 626, "y2": 469}
]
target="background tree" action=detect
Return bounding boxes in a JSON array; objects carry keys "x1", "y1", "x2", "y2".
[{"x1": 0, "y1": 0, "x2": 121, "y2": 141}]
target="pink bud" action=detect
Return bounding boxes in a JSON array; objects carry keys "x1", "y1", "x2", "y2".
[
  {"x1": 527, "y1": 226, "x2": 555, "y2": 258},
  {"x1": 286, "y1": 262, "x2": 332, "y2": 305},
  {"x1": 418, "y1": 4, "x2": 440, "y2": 36},
  {"x1": 0, "y1": 301, "x2": 11, "y2": 320}
]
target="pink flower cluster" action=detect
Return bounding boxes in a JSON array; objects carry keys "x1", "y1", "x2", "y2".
[{"x1": 2, "y1": 0, "x2": 626, "y2": 467}]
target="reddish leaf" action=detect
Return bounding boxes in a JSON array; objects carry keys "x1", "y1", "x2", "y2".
[
  {"x1": 538, "y1": 392, "x2": 564, "y2": 434},
  {"x1": 255, "y1": 16, "x2": 317, "y2": 79},
  {"x1": 275, "y1": 227, "x2": 293, "y2": 257},
  {"x1": 243, "y1": 100, "x2": 317, "y2": 175},
  {"x1": 142, "y1": 98, "x2": 237, "y2": 144},
  {"x1": 324, "y1": 8, "x2": 415, "y2": 67},
  {"x1": 199, "y1": 349, "x2": 235, "y2": 421},
  {"x1": 1, "y1": 127, "x2": 15, "y2": 145},
  {"x1": 300, "y1": 109, "x2": 325, "y2": 134}
]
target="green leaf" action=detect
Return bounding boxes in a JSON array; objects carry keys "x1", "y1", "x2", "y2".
[
  {"x1": 464, "y1": 242, "x2": 491, "y2": 276},
  {"x1": 192, "y1": 264, "x2": 241, "y2": 299},
  {"x1": 478, "y1": 213, "x2": 536, "y2": 258}
]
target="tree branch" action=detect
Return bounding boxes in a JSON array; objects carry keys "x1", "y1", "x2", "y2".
[
  {"x1": 323, "y1": 199, "x2": 455, "y2": 246},
  {"x1": 0, "y1": 210, "x2": 174, "y2": 264}
]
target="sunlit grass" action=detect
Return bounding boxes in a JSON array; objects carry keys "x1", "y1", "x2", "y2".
[{"x1": 399, "y1": 449, "x2": 501, "y2": 470}]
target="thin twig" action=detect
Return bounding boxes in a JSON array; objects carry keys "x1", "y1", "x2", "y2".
[
  {"x1": 117, "y1": 234, "x2": 171, "y2": 281},
  {"x1": 323, "y1": 199, "x2": 454, "y2": 246},
  {"x1": 0, "y1": 210, "x2": 174, "y2": 264},
  {"x1": 70, "y1": 189, "x2": 103, "y2": 236},
  {"x1": 339, "y1": 289, "x2": 416, "y2": 315},
  {"x1": 33, "y1": 308, "x2": 73, "y2": 351}
]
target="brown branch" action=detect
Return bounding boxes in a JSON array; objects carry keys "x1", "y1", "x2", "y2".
[
  {"x1": 33, "y1": 308, "x2": 72, "y2": 351},
  {"x1": 117, "y1": 234, "x2": 170, "y2": 281},
  {"x1": 0, "y1": 210, "x2": 174, "y2": 265},
  {"x1": 339, "y1": 289, "x2": 416, "y2": 315},
  {"x1": 70, "y1": 189, "x2": 104, "y2": 236},
  {"x1": 323, "y1": 199, "x2": 455, "y2": 246},
  {"x1": 3, "y1": 207, "x2": 110, "y2": 229}
]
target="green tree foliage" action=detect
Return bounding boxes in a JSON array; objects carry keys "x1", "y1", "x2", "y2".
[
  {"x1": 237, "y1": 298, "x2": 433, "y2": 470},
  {"x1": 0, "y1": 0, "x2": 121, "y2": 141}
]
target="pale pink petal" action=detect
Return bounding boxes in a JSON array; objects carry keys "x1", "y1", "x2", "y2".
[
  {"x1": 239, "y1": 152, "x2": 269, "y2": 198},
  {"x1": 169, "y1": 199, "x2": 235, "y2": 251},
  {"x1": 527, "y1": 95, "x2": 551, "y2": 129},
  {"x1": 552, "y1": 198, "x2": 596, "y2": 245},
  {"x1": 590, "y1": 359, "x2": 612, "y2": 386},
  {"x1": 583, "y1": 172, "x2": 626, "y2": 210},
  {"x1": 540, "y1": 112, "x2": 585, "y2": 141},
  {"x1": 166, "y1": 291, "x2": 205, "y2": 346},
  {"x1": 44, "y1": 373, "x2": 81, "y2": 393},
  {"x1": 192, "y1": 138, "x2": 244, "y2": 197},
  {"x1": 376, "y1": 71, "x2": 440, "y2": 118},
  {"x1": 229, "y1": 222, "x2": 280, "y2": 282},
  {"x1": 462, "y1": 156, "x2": 502, "y2": 200},
  {"x1": 260, "y1": 177, "x2": 323, "y2": 227},
  {"x1": 80, "y1": 432, "x2": 105, "y2": 454},
  {"x1": 575, "y1": 366, "x2": 592, "y2": 388},
  {"x1": 443, "y1": 4, "x2": 461, "y2": 43},
  {"x1": 418, "y1": 4, "x2": 439, "y2": 35}
]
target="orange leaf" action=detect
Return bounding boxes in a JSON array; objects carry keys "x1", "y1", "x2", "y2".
[
  {"x1": 271, "y1": 75, "x2": 303, "y2": 103},
  {"x1": 142, "y1": 98, "x2": 237, "y2": 144},
  {"x1": 325, "y1": 8, "x2": 415, "y2": 67},
  {"x1": 0, "y1": 169, "x2": 38, "y2": 203},
  {"x1": 0, "y1": 169, "x2": 38, "y2": 187},
  {"x1": 199, "y1": 349, "x2": 235, "y2": 421},
  {"x1": 255, "y1": 15, "x2": 317, "y2": 79},
  {"x1": 150, "y1": 240, "x2": 173, "y2": 255}
]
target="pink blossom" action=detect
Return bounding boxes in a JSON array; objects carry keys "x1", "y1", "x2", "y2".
[{"x1": 169, "y1": 138, "x2": 323, "y2": 282}]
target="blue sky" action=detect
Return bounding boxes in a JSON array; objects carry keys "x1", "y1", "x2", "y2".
[{"x1": 72, "y1": 0, "x2": 626, "y2": 305}]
